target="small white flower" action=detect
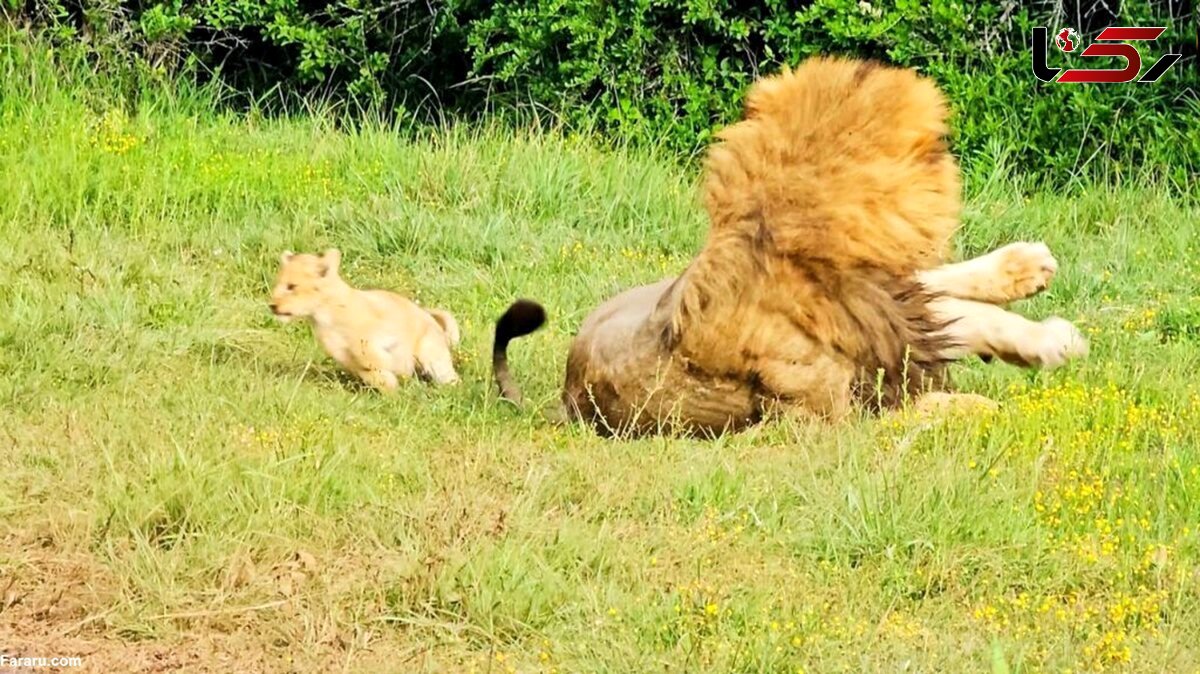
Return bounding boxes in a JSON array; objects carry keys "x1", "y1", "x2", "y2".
[{"x1": 858, "y1": 1, "x2": 882, "y2": 17}]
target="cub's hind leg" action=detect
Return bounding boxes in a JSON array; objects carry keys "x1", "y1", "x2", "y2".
[
  {"x1": 351, "y1": 341, "x2": 407, "y2": 392},
  {"x1": 919, "y1": 242, "x2": 1058, "y2": 305},
  {"x1": 415, "y1": 333, "x2": 459, "y2": 385}
]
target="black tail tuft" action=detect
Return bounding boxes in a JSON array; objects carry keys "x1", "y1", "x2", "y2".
[{"x1": 493, "y1": 299, "x2": 547, "y2": 405}]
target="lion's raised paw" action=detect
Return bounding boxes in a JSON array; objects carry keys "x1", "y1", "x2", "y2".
[{"x1": 992, "y1": 241, "x2": 1058, "y2": 302}]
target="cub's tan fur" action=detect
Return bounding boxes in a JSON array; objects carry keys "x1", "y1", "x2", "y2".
[
  {"x1": 493, "y1": 57, "x2": 1087, "y2": 437},
  {"x1": 270, "y1": 249, "x2": 460, "y2": 390}
]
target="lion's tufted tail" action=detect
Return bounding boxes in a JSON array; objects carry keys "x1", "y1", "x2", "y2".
[
  {"x1": 677, "y1": 57, "x2": 962, "y2": 408},
  {"x1": 427, "y1": 309, "x2": 461, "y2": 347},
  {"x1": 492, "y1": 299, "x2": 547, "y2": 406}
]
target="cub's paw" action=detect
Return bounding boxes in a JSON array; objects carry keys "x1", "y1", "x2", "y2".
[
  {"x1": 992, "y1": 241, "x2": 1058, "y2": 302},
  {"x1": 1026, "y1": 317, "x2": 1088, "y2": 369}
]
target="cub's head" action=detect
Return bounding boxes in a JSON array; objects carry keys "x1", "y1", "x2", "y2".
[{"x1": 269, "y1": 248, "x2": 343, "y2": 321}]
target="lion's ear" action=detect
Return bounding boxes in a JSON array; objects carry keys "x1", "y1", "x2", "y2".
[
  {"x1": 320, "y1": 248, "x2": 342, "y2": 276},
  {"x1": 280, "y1": 250, "x2": 295, "y2": 264}
]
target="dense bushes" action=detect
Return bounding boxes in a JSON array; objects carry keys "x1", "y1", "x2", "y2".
[
  {"x1": 466, "y1": 0, "x2": 1199, "y2": 184},
  {"x1": 4, "y1": 0, "x2": 1198, "y2": 186}
]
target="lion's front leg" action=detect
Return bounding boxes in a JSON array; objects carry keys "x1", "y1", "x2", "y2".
[
  {"x1": 930, "y1": 296, "x2": 1087, "y2": 369},
  {"x1": 918, "y1": 242, "x2": 1058, "y2": 305}
]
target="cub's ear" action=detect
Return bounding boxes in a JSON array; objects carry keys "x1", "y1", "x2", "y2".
[
  {"x1": 280, "y1": 250, "x2": 295, "y2": 264},
  {"x1": 320, "y1": 248, "x2": 342, "y2": 276}
]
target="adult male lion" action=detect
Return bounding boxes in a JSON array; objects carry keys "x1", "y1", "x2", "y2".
[{"x1": 493, "y1": 57, "x2": 1088, "y2": 437}]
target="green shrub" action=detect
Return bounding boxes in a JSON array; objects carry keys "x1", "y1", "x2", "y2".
[
  {"x1": 5, "y1": 0, "x2": 1197, "y2": 187},
  {"x1": 464, "y1": 0, "x2": 1198, "y2": 186}
]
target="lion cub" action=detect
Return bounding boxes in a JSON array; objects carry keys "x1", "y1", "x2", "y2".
[{"x1": 269, "y1": 249, "x2": 460, "y2": 390}]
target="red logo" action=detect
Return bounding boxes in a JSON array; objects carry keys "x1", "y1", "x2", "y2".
[
  {"x1": 1032, "y1": 26, "x2": 1181, "y2": 83},
  {"x1": 1056, "y1": 27, "x2": 1080, "y2": 52}
]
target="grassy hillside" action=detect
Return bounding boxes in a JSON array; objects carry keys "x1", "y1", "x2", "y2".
[{"x1": 2, "y1": 34, "x2": 1200, "y2": 673}]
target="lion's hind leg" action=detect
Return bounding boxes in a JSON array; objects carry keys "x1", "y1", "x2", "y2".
[
  {"x1": 877, "y1": 392, "x2": 998, "y2": 430},
  {"x1": 910, "y1": 391, "x2": 998, "y2": 416},
  {"x1": 918, "y1": 242, "x2": 1058, "y2": 305},
  {"x1": 930, "y1": 296, "x2": 1087, "y2": 369}
]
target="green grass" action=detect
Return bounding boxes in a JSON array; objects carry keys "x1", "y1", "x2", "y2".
[{"x1": 3, "y1": 31, "x2": 1200, "y2": 673}]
